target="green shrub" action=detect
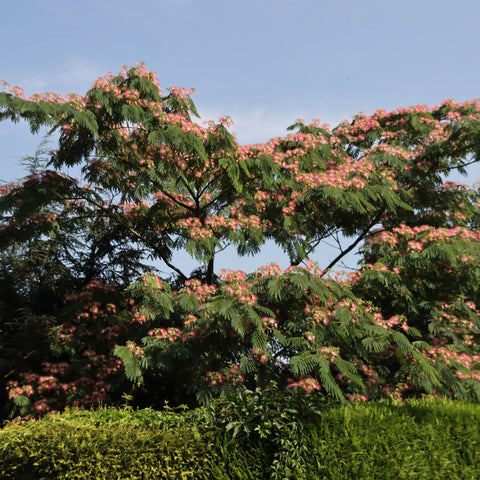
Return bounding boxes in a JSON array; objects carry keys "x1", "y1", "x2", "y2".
[
  {"x1": 0, "y1": 407, "x2": 263, "y2": 479},
  {"x1": 308, "y1": 398, "x2": 480, "y2": 479},
  {"x1": 1, "y1": 398, "x2": 479, "y2": 479},
  {"x1": 210, "y1": 391, "x2": 480, "y2": 479},
  {"x1": 207, "y1": 383, "x2": 324, "y2": 480}
]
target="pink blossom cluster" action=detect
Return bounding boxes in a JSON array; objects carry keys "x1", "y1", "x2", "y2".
[
  {"x1": 252, "y1": 347, "x2": 269, "y2": 364},
  {"x1": 142, "y1": 273, "x2": 164, "y2": 290},
  {"x1": 147, "y1": 327, "x2": 181, "y2": 343},
  {"x1": 7, "y1": 380, "x2": 34, "y2": 400},
  {"x1": 4, "y1": 280, "x2": 129, "y2": 417},
  {"x1": 7, "y1": 357, "x2": 121, "y2": 415},
  {"x1": 348, "y1": 394, "x2": 368, "y2": 402},
  {"x1": 65, "y1": 279, "x2": 116, "y2": 302},
  {"x1": 126, "y1": 341, "x2": 145, "y2": 357},
  {"x1": 131, "y1": 310, "x2": 148, "y2": 324},
  {"x1": 100, "y1": 324, "x2": 123, "y2": 341},
  {"x1": 295, "y1": 157, "x2": 378, "y2": 191},
  {"x1": 367, "y1": 225, "x2": 480, "y2": 257},
  {"x1": 205, "y1": 365, "x2": 245, "y2": 387},
  {"x1": 360, "y1": 363, "x2": 380, "y2": 386},
  {"x1": 256, "y1": 264, "x2": 283, "y2": 278},
  {"x1": 205, "y1": 370, "x2": 224, "y2": 386},
  {"x1": 261, "y1": 316, "x2": 278, "y2": 329},
  {"x1": 184, "y1": 278, "x2": 217, "y2": 301},
  {"x1": 183, "y1": 313, "x2": 199, "y2": 326},
  {"x1": 319, "y1": 346, "x2": 339, "y2": 362},
  {"x1": 337, "y1": 299, "x2": 359, "y2": 314},
  {"x1": 178, "y1": 217, "x2": 212, "y2": 240},
  {"x1": 335, "y1": 99, "x2": 480, "y2": 143},
  {"x1": 253, "y1": 190, "x2": 272, "y2": 211},
  {"x1": 363, "y1": 143, "x2": 415, "y2": 161},
  {"x1": 226, "y1": 364, "x2": 244, "y2": 384},
  {"x1": 424, "y1": 346, "x2": 480, "y2": 382},
  {"x1": 373, "y1": 313, "x2": 406, "y2": 330},
  {"x1": 305, "y1": 304, "x2": 331, "y2": 326},
  {"x1": 219, "y1": 269, "x2": 247, "y2": 282},
  {"x1": 121, "y1": 199, "x2": 153, "y2": 218},
  {"x1": 224, "y1": 282, "x2": 258, "y2": 307},
  {"x1": 287, "y1": 377, "x2": 322, "y2": 393},
  {"x1": 220, "y1": 270, "x2": 258, "y2": 307},
  {"x1": 167, "y1": 85, "x2": 196, "y2": 99},
  {"x1": 1, "y1": 80, "x2": 87, "y2": 109},
  {"x1": 153, "y1": 190, "x2": 196, "y2": 209}
]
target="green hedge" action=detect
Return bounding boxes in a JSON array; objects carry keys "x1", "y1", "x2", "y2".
[
  {"x1": 310, "y1": 398, "x2": 480, "y2": 479},
  {"x1": 0, "y1": 407, "x2": 266, "y2": 479},
  {"x1": 1, "y1": 398, "x2": 479, "y2": 479}
]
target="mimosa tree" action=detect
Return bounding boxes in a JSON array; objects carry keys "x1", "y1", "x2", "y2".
[{"x1": 1, "y1": 64, "x2": 479, "y2": 418}]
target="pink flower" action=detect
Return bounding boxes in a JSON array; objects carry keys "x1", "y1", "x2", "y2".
[
  {"x1": 348, "y1": 394, "x2": 368, "y2": 402},
  {"x1": 287, "y1": 377, "x2": 321, "y2": 393}
]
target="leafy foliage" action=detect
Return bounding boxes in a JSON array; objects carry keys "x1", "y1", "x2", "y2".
[
  {"x1": 1, "y1": 65, "x2": 480, "y2": 419},
  {"x1": 1, "y1": 399, "x2": 480, "y2": 479},
  {"x1": 207, "y1": 382, "x2": 323, "y2": 479}
]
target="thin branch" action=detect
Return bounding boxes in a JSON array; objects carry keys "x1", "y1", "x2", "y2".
[
  {"x1": 199, "y1": 169, "x2": 227, "y2": 197},
  {"x1": 437, "y1": 156, "x2": 479, "y2": 174},
  {"x1": 141, "y1": 172, "x2": 197, "y2": 213},
  {"x1": 160, "y1": 255, "x2": 188, "y2": 281},
  {"x1": 321, "y1": 214, "x2": 382, "y2": 275}
]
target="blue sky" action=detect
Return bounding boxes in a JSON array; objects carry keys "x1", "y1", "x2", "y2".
[{"x1": 2, "y1": 0, "x2": 480, "y2": 274}]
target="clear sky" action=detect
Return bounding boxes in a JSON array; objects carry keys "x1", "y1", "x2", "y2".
[{"x1": 1, "y1": 0, "x2": 480, "y2": 274}]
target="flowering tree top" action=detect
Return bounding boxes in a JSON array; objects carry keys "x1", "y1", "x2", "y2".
[{"x1": 1, "y1": 63, "x2": 479, "y2": 282}]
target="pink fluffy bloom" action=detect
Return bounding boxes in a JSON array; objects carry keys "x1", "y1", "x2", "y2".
[{"x1": 287, "y1": 377, "x2": 322, "y2": 393}]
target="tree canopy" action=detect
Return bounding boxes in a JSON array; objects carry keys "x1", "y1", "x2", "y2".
[{"x1": 1, "y1": 64, "x2": 479, "y2": 419}]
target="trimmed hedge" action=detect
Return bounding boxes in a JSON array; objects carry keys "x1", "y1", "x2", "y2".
[
  {"x1": 1, "y1": 398, "x2": 479, "y2": 479},
  {"x1": 310, "y1": 398, "x2": 480, "y2": 479},
  {"x1": 0, "y1": 407, "x2": 266, "y2": 479}
]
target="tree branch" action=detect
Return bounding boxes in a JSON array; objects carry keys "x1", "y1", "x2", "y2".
[{"x1": 321, "y1": 214, "x2": 382, "y2": 275}]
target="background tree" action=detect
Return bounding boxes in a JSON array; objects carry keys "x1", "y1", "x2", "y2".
[{"x1": 0, "y1": 65, "x2": 479, "y2": 418}]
